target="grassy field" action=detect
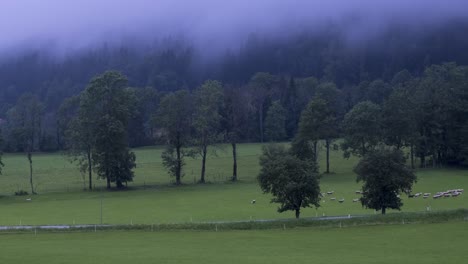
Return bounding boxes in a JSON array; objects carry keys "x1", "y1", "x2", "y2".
[
  {"x1": 0, "y1": 222, "x2": 467, "y2": 263},
  {"x1": 0, "y1": 143, "x2": 467, "y2": 225}
]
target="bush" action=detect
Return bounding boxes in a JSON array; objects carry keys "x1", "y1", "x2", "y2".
[{"x1": 14, "y1": 190, "x2": 29, "y2": 196}]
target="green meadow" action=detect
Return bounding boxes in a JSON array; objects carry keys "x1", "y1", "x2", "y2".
[
  {"x1": 0, "y1": 143, "x2": 466, "y2": 225},
  {"x1": 1, "y1": 222, "x2": 467, "y2": 264}
]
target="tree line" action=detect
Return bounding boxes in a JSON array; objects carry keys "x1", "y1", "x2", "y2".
[{"x1": 0, "y1": 62, "x2": 467, "y2": 193}]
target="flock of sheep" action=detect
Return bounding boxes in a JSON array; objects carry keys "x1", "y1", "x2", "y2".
[
  {"x1": 322, "y1": 190, "x2": 364, "y2": 203},
  {"x1": 321, "y1": 188, "x2": 464, "y2": 204},
  {"x1": 425, "y1": 189, "x2": 464, "y2": 199}
]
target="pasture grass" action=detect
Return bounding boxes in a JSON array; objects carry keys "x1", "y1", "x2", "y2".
[
  {"x1": 0, "y1": 143, "x2": 467, "y2": 225},
  {"x1": 0, "y1": 221, "x2": 467, "y2": 263}
]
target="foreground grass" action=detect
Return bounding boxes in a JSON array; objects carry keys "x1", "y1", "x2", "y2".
[{"x1": 1, "y1": 221, "x2": 467, "y2": 263}]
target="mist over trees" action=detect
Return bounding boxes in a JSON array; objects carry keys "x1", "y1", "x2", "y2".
[{"x1": 1, "y1": 19, "x2": 468, "y2": 117}]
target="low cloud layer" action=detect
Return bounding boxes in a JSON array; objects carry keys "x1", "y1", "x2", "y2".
[{"x1": 1, "y1": 0, "x2": 468, "y2": 55}]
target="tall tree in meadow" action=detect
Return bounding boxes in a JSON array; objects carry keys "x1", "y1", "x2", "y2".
[
  {"x1": 192, "y1": 80, "x2": 224, "y2": 183},
  {"x1": 297, "y1": 97, "x2": 336, "y2": 169},
  {"x1": 264, "y1": 101, "x2": 287, "y2": 142},
  {"x1": 315, "y1": 82, "x2": 341, "y2": 173},
  {"x1": 57, "y1": 96, "x2": 80, "y2": 151},
  {"x1": 80, "y1": 71, "x2": 137, "y2": 189},
  {"x1": 283, "y1": 77, "x2": 301, "y2": 138},
  {"x1": 223, "y1": 85, "x2": 249, "y2": 181},
  {"x1": 59, "y1": 95, "x2": 96, "y2": 190},
  {"x1": 6, "y1": 93, "x2": 44, "y2": 194},
  {"x1": 341, "y1": 101, "x2": 382, "y2": 158},
  {"x1": 156, "y1": 90, "x2": 193, "y2": 185},
  {"x1": 382, "y1": 84, "x2": 418, "y2": 168},
  {"x1": 249, "y1": 72, "x2": 276, "y2": 143},
  {"x1": 297, "y1": 98, "x2": 322, "y2": 160},
  {"x1": 127, "y1": 87, "x2": 160, "y2": 147}
]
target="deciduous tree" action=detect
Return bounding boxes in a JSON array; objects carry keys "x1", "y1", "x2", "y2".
[
  {"x1": 58, "y1": 95, "x2": 95, "y2": 190},
  {"x1": 297, "y1": 97, "x2": 336, "y2": 169},
  {"x1": 264, "y1": 101, "x2": 287, "y2": 142},
  {"x1": 258, "y1": 144, "x2": 320, "y2": 219},
  {"x1": 80, "y1": 71, "x2": 136, "y2": 189},
  {"x1": 249, "y1": 72, "x2": 276, "y2": 143},
  {"x1": 192, "y1": 80, "x2": 224, "y2": 183},
  {"x1": 354, "y1": 148, "x2": 417, "y2": 215},
  {"x1": 223, "y1": 85, "x2": 249, "y2": 181},
  {"x1": 156, "y1": 90, "x2": 192, "y2": 185},
  {"x1": 6, "y1": 93, "x2": 44, "y2": 194},
  {"x1": 341, "y1": 101, "x2": 382, "y2": 158}
]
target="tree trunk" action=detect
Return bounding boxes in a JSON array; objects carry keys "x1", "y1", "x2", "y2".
[
  {"x1": 381, "y1": 207, "x2": 386, "y2": 215},
  {"x1": 313, "y1": 141, "x2": 318, "y2": 162},
  {"x1": 231, "y1": 142, "x2": 237, "y2": 182},
  {"x1": 106, "y1": 176, "x2": 111, "y2": 189},
  {"x1": 259, "y1": 107, "x2": 264, "y2": 143},
  {"x1": 56, "y1": 126, "x2": 61, "y2": 150},
  {"x1": 116, "y1": 180, "x2": 123, "y2": 188},
  {"x1": 410, "y1": 143, "x2": 415, "y2": 169},
  {"x1": 175, "y1": 145, "x2": 181, "y2": 185},
  {"x1": 28, "y1": 152, "x2": 36, "y2": 194},
  {"x1": 420, "y1": 154, "x2": 425, "y2": 168},
  {"x1": 325, "y1": 139, "x2": 330, "y2": 174},
  {"x1": 295, "y1": 209, "x2": 300, "y2": 219},
  {"x1": 200, "y1": 145, "x2": 207, "y2": 184},
  {"x1": 87, "y1": 148, "x2": 92, "y2": 190}
]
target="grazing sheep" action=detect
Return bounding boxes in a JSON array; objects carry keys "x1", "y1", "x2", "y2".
[
  {"x1": 355, "y1": 190, "x2": 362, "y2": 194},
  {"x1": 352, "y1": 198, "x2": 359, "y2": 202},
  {"x1": 327, "y1": 191, "x2": 334, "y2": 195},
  {"x1": 251, "y1": 200, "x2": 256, "y2": 204},
  {"x1": 330, "y1": 197, "x2": 336, "y2": 201},
  {"x1": 452, "y1": 192, "x2": 461, "y2": 197},
  {"x1": 338, "y1": 198, "x2": 344, "y2": 203}
]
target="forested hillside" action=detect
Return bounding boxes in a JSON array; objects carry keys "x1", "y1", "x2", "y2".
[{"x1": 1, "y1": 18, "x2": 468, "y2": 183}]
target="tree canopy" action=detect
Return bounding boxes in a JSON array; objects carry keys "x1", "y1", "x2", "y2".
[
  {"x1": 264, "y1": 101, "x2": 287, "y2": 142},
  {"x1": 79, "y1": 71, "x2": 137, "y2": 189},
  {"x1": 156, "y1": 90, "x2": 193, "y2": 185},
  {"x1": 192, "y1": 80, "x2": 224, "y2": 183},
  {"x1": 354, "y1": 148, "x2": 417, "y2": 215},
  {"x1": 341, "y1": 101, "x2": 382, "y2": 158},
  {"x1": 258, "y1": 144, "x2": 320, "y2": 218}
]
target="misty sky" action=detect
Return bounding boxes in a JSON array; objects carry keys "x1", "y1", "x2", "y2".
[{"x1": 1, "y1": 0, "x2": 468, "y2": 54}]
